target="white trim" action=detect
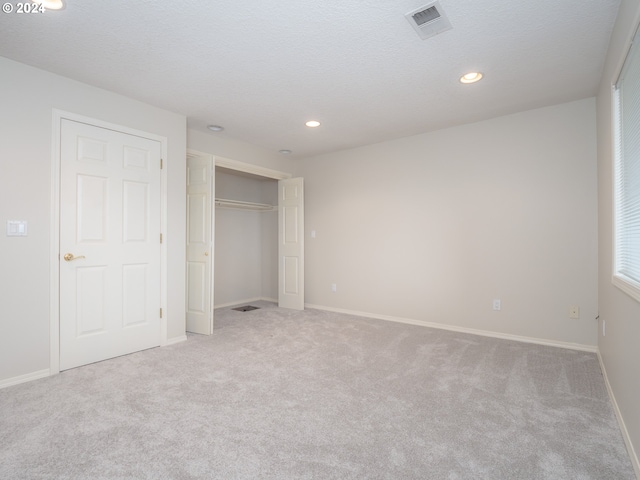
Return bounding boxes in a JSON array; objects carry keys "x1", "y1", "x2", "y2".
[
  {"x1": 612, "y1": 274, "x2": 640, "y2": 304},
  {"x1": 187, "y1": 148, "x2": 210, "y2": 159},
  {"x1": 165, "y1": 335, "x2": 188, "y2": 346},
  {"x1": 214, "y1": 155, "x2": 291, "y2": 180},
  {"x1": 212, "y1": 297, "x2": 277, "y2": 309},
  {"x1": 50, "y1": 110, "x2": 169, "y2": 373},
  {"x1": 597, "y1": 351, "x2": 640, "y2": 478},
  {"x1": 49, "y1": 110, "x2": 61, "y2": 375},
  {"x1": 210, "y1": 155, "x2": 216, "y2": 332},
  {"x1": 611, "y1": 17, "x2": 640, "y2": 308},
  {"x1": 159, "y1": 128, "x2": 169, "y2": 346},
  {"x1": 0, "y1": 369, "x2": 50, "y2": 390},
  {"x1": 214, "y1": 297, "x2": 264, "y2": 309},
  {"x1": 305, "y1": 303, "x2": 598, "y2": 353},
  {"x1": 212, "y1": 298, "x2": 278, "y2": 310},
  {"x1": 611, "y1": 81, "x2": 619, "y2": 303}
]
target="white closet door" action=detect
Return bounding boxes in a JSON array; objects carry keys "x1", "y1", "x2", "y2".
[
  {"x1": 186, "y1": 155, "x2": 214, "y2": 334},
  {"x1": 278, "y1": 177, "x2": 304, "y2": 310},
  {"x1": 59, "y1": 119, "x2": 162, "y2": 370}
]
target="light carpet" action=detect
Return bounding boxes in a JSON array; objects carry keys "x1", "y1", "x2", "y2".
[{"x1": 0, "y1": 301, "x2": 635, "y2": 479}]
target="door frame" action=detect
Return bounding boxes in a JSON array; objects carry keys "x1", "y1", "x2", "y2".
[
  {"x1": 186, "y1": 151, "x2": 291, "y2": 327},
  {"x1": 213, "y1": 156, "x2": 291, "y2": 314},
  {"x1": 214, "y1": 155, "x2": 291, "y2": 182},
  {"x1": 49, "y1": 110, "x2": 168, "y2": 375}
]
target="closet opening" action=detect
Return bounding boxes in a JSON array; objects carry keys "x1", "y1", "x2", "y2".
[
  {"x1": 186, "y1": 153, "x2": 304, "y2": 335},
  {"x1": 214, "y1": 167, "x2": 279, "y2": 311}
]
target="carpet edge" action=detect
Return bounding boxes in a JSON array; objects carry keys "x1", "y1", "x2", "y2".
[
  {"x1": 598, "y1": 350, "x2": 640, "y2": 479},
  {"x1": 305, "y1": 303, "x2": 597, "y2": 353}
]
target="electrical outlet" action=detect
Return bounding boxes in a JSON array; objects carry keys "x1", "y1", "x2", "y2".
[
  {"x1": 493, "y1": 299, "x2": 501, "y2": 311},
  {"x1": 331, "y1": 283, "x2": 337, "y2": 292},
  {"x1": 569, "y1": 305, "x2": 580, "y2": 319}
]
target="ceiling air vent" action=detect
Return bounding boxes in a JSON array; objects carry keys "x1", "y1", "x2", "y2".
[{"x1": 405, "y1": 1, "x2": 452, "y2": 40}]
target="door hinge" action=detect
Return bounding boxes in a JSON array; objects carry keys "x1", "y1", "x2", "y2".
[
  {"x1": 160, "y1": 308, "x2": 163, "y2": 318},
  {"x1": 160, "y1": 158, "x2": 163, "y2": 169},
  {"x1": 160, "y1": 233, "x2": 163, "y2": 244}
]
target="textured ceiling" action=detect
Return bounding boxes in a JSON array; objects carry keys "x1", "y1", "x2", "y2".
[{"x1": 0, "y1": 0, "x2": 621, "y2": 158}]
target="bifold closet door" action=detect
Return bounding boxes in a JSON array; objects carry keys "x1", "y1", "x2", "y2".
[
  {"x1": 186, "y1": 155, "x2": 214, "y2": 335},
  {"x1": 278, "y1": 177, "x2": 304, "y2": 310}
]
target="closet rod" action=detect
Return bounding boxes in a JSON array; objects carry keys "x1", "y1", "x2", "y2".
[{"x1": 214, "y1": 198, "x2": 275, "y2": 211}]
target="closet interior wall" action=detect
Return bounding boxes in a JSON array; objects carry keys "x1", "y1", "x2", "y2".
[{"x1": 214, "y1": 168, "x2": 278, "y2": 307}]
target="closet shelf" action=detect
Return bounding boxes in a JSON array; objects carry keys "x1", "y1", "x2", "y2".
[{"x1": 214, "y1": 198, "x2": 275, "y2": 211}]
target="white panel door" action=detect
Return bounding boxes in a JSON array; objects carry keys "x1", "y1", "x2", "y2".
[
  {"x1": 59, "y1": 119, "x2": 162, "y2": 370},
  {"x1": 186, "y1": 154, "x2": 214, "y2": 334},
  {"x1": 278, "y1": 177, "x2": 304, "y2": 310}
]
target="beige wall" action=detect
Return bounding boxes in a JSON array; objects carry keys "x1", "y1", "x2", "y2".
[
  {"x1": 597, "y1": 0, "x2": 640, "y2": 473},
  {"x1": 298, "y1": 98, "x2": 598, "y2": 347},
  {"x1": 0, "y1": 57, "x2": 187, "y2": 383}
]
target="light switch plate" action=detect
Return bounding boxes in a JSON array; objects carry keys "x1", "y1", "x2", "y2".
[{"x1": 6, "y1": 220, "x2": 28, "y2": 236}]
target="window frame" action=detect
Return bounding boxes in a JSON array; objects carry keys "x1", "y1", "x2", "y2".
[{"x1": 612, "y1": 28, "x2": 640, "y2": 304}]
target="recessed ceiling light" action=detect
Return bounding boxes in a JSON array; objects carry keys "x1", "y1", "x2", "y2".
[
  {"x1": 207, "y1": 125, "x2": 224, "y2": 132},
  {"x1": 279, "y1": 149, "x2": 292, "y2": 155},
  {"x1": 305, "y1": 120, "x2": 321, "y2": 128},
  {"x1": 460, "y1": 72, "x2": 483, "y2": 84},
  {"x1": 32, "y1": 0, "x2": 65, "y2": 10}
]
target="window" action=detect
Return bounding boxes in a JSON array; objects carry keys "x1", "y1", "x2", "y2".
[{"x1": 613, "y1": 30, "x2": 640, "y2": 303}]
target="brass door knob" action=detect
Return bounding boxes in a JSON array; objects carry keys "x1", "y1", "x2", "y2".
[{"x1": 64, "y1": 253, "x2": 86, "y2": 262}]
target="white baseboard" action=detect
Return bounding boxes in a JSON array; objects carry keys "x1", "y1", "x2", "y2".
[
  {"x1": 0, "y1": 369, "x2": 50, "y2": 390},
  {"x1": 305, "y1": 303, "x2": 598, "y2": 353},
  {"x1": 214, "y1": 297, "x2": 270, "y2": 309},
  {"x1": 1, "y1": 336, "x2": 190, "y2": 390},
  {"x1": 164, "y1": 335, "x2": 187, "y2": 346},
  {"x1": 597, "y1": 351, "x2": 640, "y2": 479}
]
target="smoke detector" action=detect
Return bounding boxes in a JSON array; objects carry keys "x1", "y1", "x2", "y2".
[{"x1": 405, "y1": 1, "x2": 452, "y2": 40}]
